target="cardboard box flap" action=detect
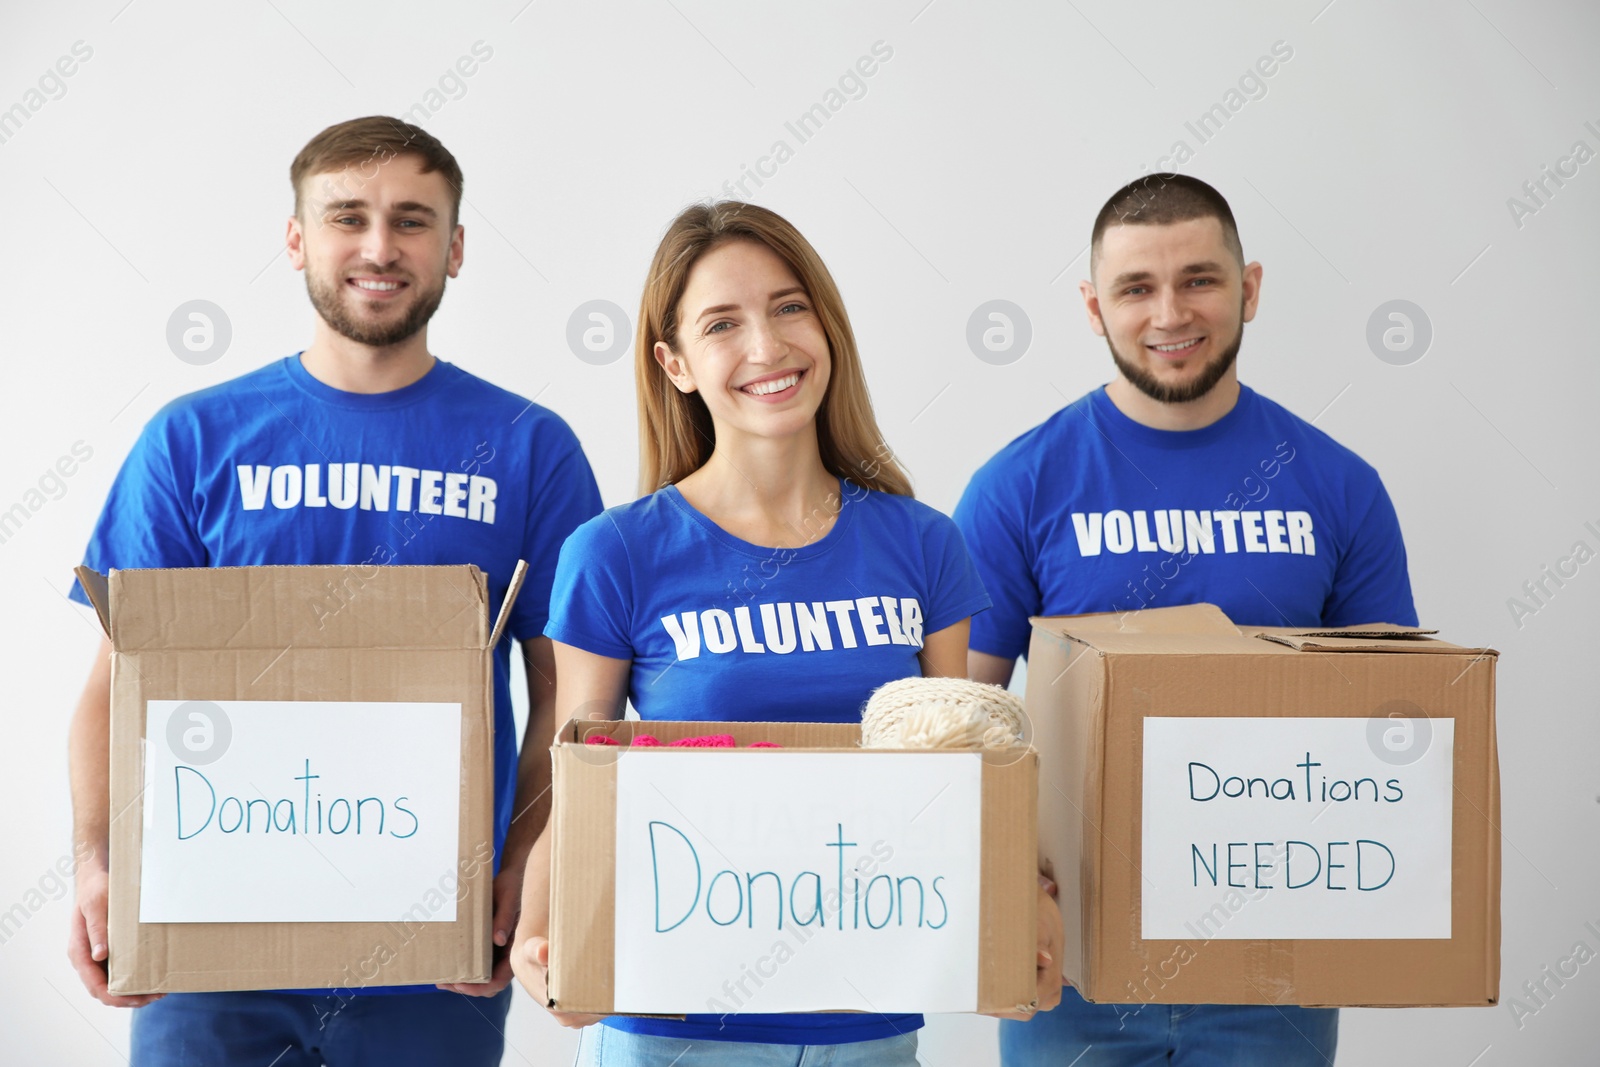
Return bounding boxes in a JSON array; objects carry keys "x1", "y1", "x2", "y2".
[
  {"x1": 1251, "y1": 624, "x2": 1494, "y2": 654},
  {"x1": 1031, "y1": 603, "x2": 1238, "y2": 638},
  {"x1": 106, "y1": 565, "x2": 489, "y2": 651},
  {"x1": 1032, "y1": 605, "x2": 1283, "y2": 656},
  {"x1": 1033, "y1": 608, "x2": 1487, "y2": 656},
  {"x1": 1074, "y1": 631, "x2": 1294, "y2": 656},
  {"x1": 487, "y1": 559, "x2": 529, "y2": 648},
  {"x1": 1257, "y1": 622, "x2": 1438, "y2": 638},
  {"x1": 74, "y1": 566, "x2": 112, "y2": 637}
]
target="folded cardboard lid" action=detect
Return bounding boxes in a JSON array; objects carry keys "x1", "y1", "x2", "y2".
[
  {"x1": 1032, "y1": 603, "x2": 1236, "y2": 636},
  {"x1": 1030, "y1": 603, "x2": 1279, "y2": 655},
  {"x1": 78, "y1": 564, "x2": 491, "y2": 651},
  {"x1": 1247, "y1": 624, "x2": 1495, "y2": 655},
  {"x1": 1031, "y1": 604, "x2": 1494, "y2": 656}
]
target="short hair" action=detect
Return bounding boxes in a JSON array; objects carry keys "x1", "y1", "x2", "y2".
[
  {"x1": 290, "y1": 116, "x2": 464, "y2": 227},
  {"x1": 1089, "y1": 174, "x2": 1243, "y2": 277}
]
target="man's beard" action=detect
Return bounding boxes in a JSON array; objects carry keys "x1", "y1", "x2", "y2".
[
  {"x1": 306, "y1": 267, "x2": 446, "y2": 347},
  {"x1": 1107, "y1": 319, "x2": 1242, "y2": 405}
]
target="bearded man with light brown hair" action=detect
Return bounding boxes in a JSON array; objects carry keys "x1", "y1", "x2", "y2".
[{"x1": 66, "y1": 116, "x2": 601, "y2": 1066}]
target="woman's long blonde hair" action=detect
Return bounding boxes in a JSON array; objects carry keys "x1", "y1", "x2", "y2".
[{"x1": 635, "y1": 201, "x2": 913, "y2": 499}]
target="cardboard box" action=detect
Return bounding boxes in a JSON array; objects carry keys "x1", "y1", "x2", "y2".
[
  {"x1": 546, "y1": 718, "x2": 1039, "y2": 1016},
  {"x1": 76, "y1": 562, "x2": 524, "y2": 994},
  {"x1": 1025, "y1": 603, "x2": 1499, "y2": 1008}
]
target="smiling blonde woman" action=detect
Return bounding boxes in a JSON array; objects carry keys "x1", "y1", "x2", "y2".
[{"x1": 512, "y1": 201, "x2": 1060, "y2": 1066}]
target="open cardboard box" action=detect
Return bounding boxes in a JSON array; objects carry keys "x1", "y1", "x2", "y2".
[
  {"x1": 1024, "y1": 603, "x2": 1499, "y2": 1008},
  {"x1": 76, "y1": 563, "x2": 522, "y2": 994},
  {"x1": 546, "y1": 718, "x2": 1040, "y2": 1017}
]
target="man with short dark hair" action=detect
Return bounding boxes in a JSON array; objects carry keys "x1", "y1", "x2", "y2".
[
  {"x1": 956, "y1": 173, "x2": 1416, "y2": 1066},
  {"x1": 66, "y1": 116, "x2": 602, "y2": 1066}
]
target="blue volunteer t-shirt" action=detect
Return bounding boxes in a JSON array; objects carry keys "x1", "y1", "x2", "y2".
[
  {"x1": 546, "y1": 478, "x2": 990, "y2": 1045},
  {"x1": 70, "y1": 355, "x2": 603, "y2": 993},
  {"x1": 954, "y1": 384, "x2": 1416, "y2": 660}
]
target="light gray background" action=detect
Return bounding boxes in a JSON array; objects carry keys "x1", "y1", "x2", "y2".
[{"x1": 2, "y1": 1, "x2": 1595, "y2": 1064}]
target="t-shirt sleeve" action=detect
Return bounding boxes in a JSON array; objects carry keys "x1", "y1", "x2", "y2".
[
  {"x1": 506, "y1": 424, "x2": 605, "y2": 642},
  {"x1": 543, "y1": 512, "x2": 635, "y2": 659},
  {"x1": 69, "y1": 410, "x2": 205, "y2": 606},
  {"x1": 1322, "y1": 470, "x2": 1418, "y2": 628},
  {"x1": 918, "y1": 508, "x2": 993, "y2": 637},
  {"x1": 952, "y1": 462, "x2": 1041, "y2": 660}
]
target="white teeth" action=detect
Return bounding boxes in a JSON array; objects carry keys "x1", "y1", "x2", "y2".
[
  {"x1": 744, "y1": 372, "x2": 800, "y2": 396},
  {"x1": 353, "y1": 280, "x2": 401, "y2": 291},
  {"x1": 1154, "y1": 339, "x2": 1199, "y2": 352}
]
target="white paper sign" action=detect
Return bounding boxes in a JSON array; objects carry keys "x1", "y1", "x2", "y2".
[
  {"x1": 613, "y1": 751, "x2": 982, "y2": 1014},
  {"x1": 1141, "y1": 716, "x2": 1454, "y2": 940},
  {"x1": 140, "y1": 700, "x2": 462, "y2": 923}
]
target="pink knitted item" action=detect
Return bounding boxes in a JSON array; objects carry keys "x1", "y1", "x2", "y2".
[{"x1": 584, "y1": 732, "x2": 781, "y2": 748}]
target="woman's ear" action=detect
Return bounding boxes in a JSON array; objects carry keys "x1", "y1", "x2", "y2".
[{"x1": 655, "y1": 340, "x2": 697, "y2": 394}]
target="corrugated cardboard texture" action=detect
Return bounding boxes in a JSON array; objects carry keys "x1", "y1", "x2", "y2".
[
  {"x1": 547, "y1": 719, "x2": 1039, "y2": 1015},
  {"x1": 979, "y1": 743, "x2": 1039, "y2": 1013},
  {"x1": 1027, "y1": 604, "x2": 1500, "y2": 1008},
  {"x1": 1249, "y1": 623, "x2": 1440, "y2": 639},
  {"x1": 103, "y1": 565, "x2": 487, "y2": 651},
  {"x1": 546, "y1": 722, "x2": 621, "y2": 1012},
  {"x1": 1252, "y1": 632, "x2": 1475, "y2": 654},
  {"x1": 1032, "y1": 603, "x2": 1238, "y2": 637},
  {"x1": 89, "y1": 565, "x2": 496, "y2": 994},
  {"x1": 1035, "y1": 604, "x2": 1294, "y2": 657}
]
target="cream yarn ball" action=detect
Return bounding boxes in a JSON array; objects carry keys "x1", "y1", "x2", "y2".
[{"x1": 860, "y1": 677, "x2": 1026, "y2": 750}]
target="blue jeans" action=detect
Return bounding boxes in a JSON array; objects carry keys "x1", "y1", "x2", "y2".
[
  {"x1": 576, "y1": 1025, "x2": 920, "y2": 1066},
  {"x1": 129, "y1": 988, "x2": 513, "y2": 1067},
  {"x1": 999, "y1": 986, "x2": 1338, "y2": 1066}
]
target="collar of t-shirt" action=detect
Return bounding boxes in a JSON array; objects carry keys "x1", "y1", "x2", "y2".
[
  {"x1": 283, "y1": 351, "x2": 453, "y2": 412},
  {"x1": 662, "y1": 477, "x2": 858, "y2": 562},
  {"x1": 1089, "y1": 383, "x2": 1257, "y2": 451}
]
